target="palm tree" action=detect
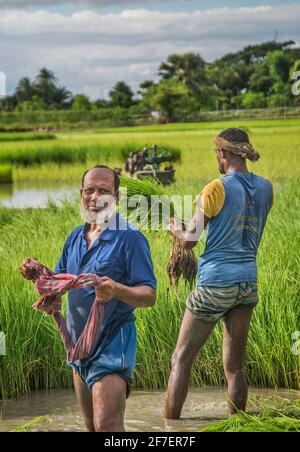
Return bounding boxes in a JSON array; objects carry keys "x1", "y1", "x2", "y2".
[
  {"x1": 52, "y1": 86, "x2": 73, "y2": 108},
  {"x1": 35, "y1": 68, "x2": 58, "y2": 105},
  {"x1": 159, "y1": 53, "x2": 207, "y2": 98},
  {"x1": 15, "y1": 77, "x2": 35, "y2": 103},
  {"x1": 36, "y1": 68, "x2": 57, "y2": 85},
  {"x1": 109, "y1": 81, "x2": 134, "y2": 108}
]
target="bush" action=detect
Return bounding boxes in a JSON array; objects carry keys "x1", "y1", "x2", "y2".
[{"x1": 242, "y1": 92, "x2": 267, "y2": 109}]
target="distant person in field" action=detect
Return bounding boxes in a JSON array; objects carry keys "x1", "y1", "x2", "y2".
[
  {"x1": 165, "y1": 128, "x2": 274, "y2": 418},
  {"x1": 20, "y1": 166, "x2": 156, "y2": 432}
]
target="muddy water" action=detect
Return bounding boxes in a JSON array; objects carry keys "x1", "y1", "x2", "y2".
[
  {"x1": 0, "y1": 182, "x2": 78, "y2": 208},
  {"x1": 0, "y1": 388, "x2": 299, "y2": 432}
]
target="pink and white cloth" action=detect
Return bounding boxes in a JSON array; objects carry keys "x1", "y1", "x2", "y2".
[{"x1": 22, "y1": 258, "x2": 104, "y2": 363}]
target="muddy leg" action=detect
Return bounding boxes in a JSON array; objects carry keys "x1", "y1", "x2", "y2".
[
  {"x1": 222, "y1": 307, "x2": 253, "y2": 414},
  {"x1": 92, "y1": 374, "x2": 127, "y2": 432},
  {"x1": 165, "y1": 309, "x2": 216, "y2": 419},
  {"x1": 73, "y1": 370, "x2": 95, "y2": 432}
]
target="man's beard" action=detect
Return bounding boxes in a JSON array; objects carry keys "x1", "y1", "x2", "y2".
[{"x1": 80, "y1": 200, "x2": 117, "y2": 229}]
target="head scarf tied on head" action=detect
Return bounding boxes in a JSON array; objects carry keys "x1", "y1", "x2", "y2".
[{"x1": 213, "y1": 136, "x2": 260, "y2": 162}]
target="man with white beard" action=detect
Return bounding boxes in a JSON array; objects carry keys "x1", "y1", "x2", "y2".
[{"x1": 20, "y1": 165, "x2": 157, "y2": 432}]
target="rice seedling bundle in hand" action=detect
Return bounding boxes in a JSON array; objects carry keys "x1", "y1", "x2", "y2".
[
  {"x1": 120, "y1": 176, "x2": 197, "y2": 288},
  {"x1": 167, "y1": 234, "x2": 198, "y2": 289}
]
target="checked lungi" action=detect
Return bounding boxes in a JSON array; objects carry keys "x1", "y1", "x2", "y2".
[{"x1": 22, "y1": 258, "x2": 104, "y2": 363}]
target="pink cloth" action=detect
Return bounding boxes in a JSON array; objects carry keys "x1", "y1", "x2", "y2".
[{"x1": 23, "y1": 258, "x2": 104, "y2": 363}]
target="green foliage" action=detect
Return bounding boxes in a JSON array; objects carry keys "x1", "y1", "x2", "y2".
[
  {"x1": 242, "y1": 92, "x2": 267, "y2": 109},
  {"x1": 0, "y1": 164, "x2": 12, "y2": 183},
  {"x1": 0, "y1": 132, "x2": 56, "y2": 142},
  {"x1": 71, "y1": 94, "x2": 92, "y2": 111},
  {"x1": 159, "y1": 52, "x2": 207, "y2": 98},
  {"x1": 109, "y1": 81, "x2": 134, "y2": 109},
  {"x1": 0, "y1": 40, "x2": 300, "y2": 126},
  {"x1": 151, "y1": 79, "x2": 189, "y2": 120}
]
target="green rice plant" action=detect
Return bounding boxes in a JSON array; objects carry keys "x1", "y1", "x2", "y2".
[
  {"x1": 0, "y1": 133, "x2": 56, "y2": 143},
  {"x1": 6, "y1": 120, "x2": 300, "y2": 182},
  {"x1": 202, "y1": 398, "x2": 300, "y2": 432},
  {"x1": 0, "y1": 143, "x2": 123, "y2": 166},
  {"x1": 0, "y1": 165, "x2": 13, "y2": 183},
  {"x1": 14, "y1": 414, "x2": 52, "y2": 432},
  {"x1": 0, "y1": 119, "x2": 299, "y2": 398}
]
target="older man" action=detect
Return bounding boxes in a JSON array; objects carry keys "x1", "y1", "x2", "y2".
[
  {"x1": 21, "y1": 165, "x2": 156, "y2": 432},
  {"x1": 165, "y1": 128, "x2": 273, "y2": 418}
]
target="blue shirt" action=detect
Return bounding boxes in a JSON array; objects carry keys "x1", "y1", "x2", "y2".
[
  {"x1": 198, "y1": 172, "x2": 273, "y2": 287},
  {"x1": 54, "y1": 213, "x2": 156, "y2": 364}
]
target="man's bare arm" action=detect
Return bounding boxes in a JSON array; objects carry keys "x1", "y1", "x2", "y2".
[
  {"x1": 95, "y1": 277, "x2": 156, "y2": 308},
  {"x1": 168, "y1": 204, "x2": 210, "y2": 250}
]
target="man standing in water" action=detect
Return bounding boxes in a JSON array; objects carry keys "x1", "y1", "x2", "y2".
[
  {"x1": 165, "y1": 128, "x2": 273, "y2": 418},
  {"x1": 21, "y1": 166, "x2": 157, "y2": 432}
]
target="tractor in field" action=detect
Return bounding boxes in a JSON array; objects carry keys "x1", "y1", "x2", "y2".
[{"x1": 124, "y1": 145, "x2": 176, "y2": 185}]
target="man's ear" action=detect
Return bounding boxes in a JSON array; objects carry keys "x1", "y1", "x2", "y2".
[
  {"x1": 219, "y1": 149, "x2": 226, "y2": 159},
  {"x1": 80, "y1": 188, "x2": 83, "y2": 197}
]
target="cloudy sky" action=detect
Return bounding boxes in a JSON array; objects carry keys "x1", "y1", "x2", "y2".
[{"x1": 0, "y1": 1, "x2": 299, "y2": 99}]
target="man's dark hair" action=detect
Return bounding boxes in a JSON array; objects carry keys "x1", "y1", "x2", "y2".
[
  {"x1": 81, "y1": 165, "x2": 120, "y2": 191},
  {"x1": 219, "y1": 128, "x2": 249, "y2": 143}
]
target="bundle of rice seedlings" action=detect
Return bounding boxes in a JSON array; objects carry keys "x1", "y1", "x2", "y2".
[
  {"x1": 167, "y1": 235, "x2": 198, "y2": 289},
  {"x1": 201, "y1": 398, "x2": 300, "y2": 432},
  {"x1": 120, "y1": 176, "x2": 197, "y2": 288}
]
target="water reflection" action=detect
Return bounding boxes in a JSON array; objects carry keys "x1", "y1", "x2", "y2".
[{"x1": 0, "y1": 183, "x2": 79, "y2": 208}]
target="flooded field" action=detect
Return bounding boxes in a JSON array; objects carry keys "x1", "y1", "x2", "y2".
[
  {"x1": 1, "y1": 388, "x2": 299, "y2": 432},
  {"x1": 0, "y1": 182, "x2": 78, "y2": 208}
]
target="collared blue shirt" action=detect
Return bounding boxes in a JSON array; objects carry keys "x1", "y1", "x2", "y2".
[{"x1": 54, "y1": 213, "x2": 156, "y2": 365}]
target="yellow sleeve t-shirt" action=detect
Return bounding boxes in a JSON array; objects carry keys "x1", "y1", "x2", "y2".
[
  {"x1": 197, "y1": 178, "x2": 274, "y2": 219},
  {"x1": 197, "y1": 179, "x2": 225, "y2": 219}
]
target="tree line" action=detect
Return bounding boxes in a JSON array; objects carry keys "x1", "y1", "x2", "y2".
[{"x1": 1, "y1": 40, "x2": 300, "y2": 121}]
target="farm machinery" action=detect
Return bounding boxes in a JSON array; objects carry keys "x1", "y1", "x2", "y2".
[{"x1": 124, "y1": 145, "x2": 176, "y2": 185}]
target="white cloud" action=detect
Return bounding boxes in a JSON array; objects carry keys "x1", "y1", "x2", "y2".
[
  {"x1": 0, "y1": 5, "x2": 299, "y2": 98},
  {"x1": 0, "y1": 0, "x2": 181, "y2": 7}
]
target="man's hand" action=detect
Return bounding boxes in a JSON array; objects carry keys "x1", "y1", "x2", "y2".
[
  {"x1": 168, "y1": 217, "x2": 184, "y2": 240},
  {"x1": 168, "y1": 212, "x2": 209, "y2": 250},
  {"x1": 95, "y1": 277, "x2": 156, "y2": 308},
  {"x1": 95, "y1": 276, "x2": 119, "y2": 303}
]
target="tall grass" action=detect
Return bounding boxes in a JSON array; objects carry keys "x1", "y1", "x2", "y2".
[
  {"x1": 8, "y1": 121, "x2": 300, "y2": 182},
  {"x1": 0, "y1": 120, "x2": 299, "y2": 398},
  {"x1": 0, "y1": 133, "x2": 56, "y2": 143},
  {"x1": 0, "y1": 165, "x2": 12, "y2": 183},
  {"x1": 0, "y1": 143, "x2": 125, "y2": 166},
  {"x1": 0, "y1": 176, "x2": 299, "y2": 398}
]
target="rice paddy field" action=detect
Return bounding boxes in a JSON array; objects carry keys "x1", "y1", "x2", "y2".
[{"x1": 0, "y1": 119, "x2": 299, "y2": 430}]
